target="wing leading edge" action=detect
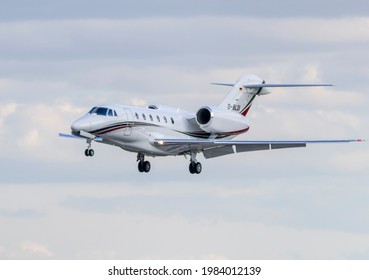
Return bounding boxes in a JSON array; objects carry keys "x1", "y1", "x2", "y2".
[
  {"x1": 153, "y1": 139, "x2": 363, "y2": 159},
  {"x1": 58, "y1": 133, "x2": 103, "y2": 142}
]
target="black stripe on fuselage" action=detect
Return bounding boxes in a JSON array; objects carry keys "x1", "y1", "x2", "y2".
[{"x1": 90, "y1": 121, "x2": 157, "y2": 134}]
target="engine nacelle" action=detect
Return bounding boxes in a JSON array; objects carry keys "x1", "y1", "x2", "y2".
[{"x1": 196, "y1": 106, "x2": 250, "y2": 134}]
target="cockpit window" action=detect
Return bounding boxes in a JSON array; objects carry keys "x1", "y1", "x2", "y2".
[
  {"x1": 88, "y1": 107, "x2": 97, "y2": 114},
  {"x1": 96, "y1": 107, "x2": 108, "y2": 116},
  {"x1": 88, "y1": 107, "x2": 117, "y2": 116}
]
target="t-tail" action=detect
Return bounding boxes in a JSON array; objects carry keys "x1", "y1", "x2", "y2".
[{"x1": 214, "y1": 74, "x2": 333, "y2": 116}]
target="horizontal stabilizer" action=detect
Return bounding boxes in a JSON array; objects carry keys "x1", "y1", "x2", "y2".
[
  {"x1": 211, "y1": 82, "x2": 234, "y2": 87},
  {"x1": 211, "y1": 82, "x2": 333, "y2": 88},
  {"x1": 245, "y1": 83, "x2": 334, "y2": 88}
]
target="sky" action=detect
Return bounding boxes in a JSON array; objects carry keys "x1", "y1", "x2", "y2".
[{"x1": 0, "y1": 0, "x2": 368, "y2": 259}]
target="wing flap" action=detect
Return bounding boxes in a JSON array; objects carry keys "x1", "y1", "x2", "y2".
[
  {"x1": 235, "y1": 143, "x2": 270, "y2": 152},
  {"x1": 271, "y1": 143, "x2": 306, "y2": 149},
  {"x1": 203, "y1": 145, "x2": 235, "y2": 158}
]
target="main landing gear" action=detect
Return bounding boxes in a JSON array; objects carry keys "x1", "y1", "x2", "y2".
[
  {"x1": 188, "y1": 150, "x2": 202, "y2": 174},
  {"x1": 137, "y1": 153, "x2": 151, "y2": 173},
  {"x1": 84, "y1": 139, "x2": 94, "y2": 157},
  {"x1": 189, "y1": 161, "x2": 202, "y2": 174}
]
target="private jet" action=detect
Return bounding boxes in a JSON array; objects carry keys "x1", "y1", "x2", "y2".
[{"x1": 59, "y1": 74, "x2": 362, "y2": 174}]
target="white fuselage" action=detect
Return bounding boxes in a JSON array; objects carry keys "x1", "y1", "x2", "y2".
[
  {"x1": 62, "y1": 73, "x2": 354, "y2": 175},
  {"x1": 71, "y1": 104, "x2": 250, "y2": 157}
]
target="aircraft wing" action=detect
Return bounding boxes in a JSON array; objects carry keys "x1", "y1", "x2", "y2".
[{"x1": 153, "y1": 138, "x2": 363, "y2": 158}]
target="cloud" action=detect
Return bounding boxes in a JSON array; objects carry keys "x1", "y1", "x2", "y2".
[
  {"x1": 331, "y1": 146, "x2": 369, "y2": 172},
  {"x1": 0, "y1": 3, "x2": 368, "y2": 260},
  {"x1": 1, "y1": 0, "x2": 369, "y2": 21},
  {"x1": 0, "y1": 208, "x2": 44, "y2": 218},
  {"x1": 0, "y1": 102, "x2": 18, "y2": 132},
  {"x1": 18, "y1": 129, "x2": 40, "y2": 149},
  {"x1": 130, "y1": 98, "x2": 148, "y2": 107},
  {"x1": 58, "y1": 175, "x2": 369, "y2": 234},
  {"x1": 57, "y1": 101, "x2": 86, "y2": 115},
  {"x1": 1, "y1": 180, "x2": 369, "y2": 259},
  {"x1": 0, "y1": 102, "x2": 18, "y2": 117},
  {"x1": 1, "y1": 17, "x2": 369, "y2": 63},
  {"x1": 21, "y1": 241, "x2": 53, "y2": 258}
]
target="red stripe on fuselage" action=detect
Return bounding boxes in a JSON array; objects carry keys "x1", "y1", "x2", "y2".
[
  {"x1": 96, "y1": 125, "x2": 129, "y2": 135},
  {"x1": 222, "y1": 127, "x2": 249, "y2": 135}
]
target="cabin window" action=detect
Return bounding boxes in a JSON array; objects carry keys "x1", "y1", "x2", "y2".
[
  {"x1": 163, "y1": 116, "x2": 167, "y2": 123},
  {"x1": 156, "y1": 115, "x2": 160, "y2": 122},
  {"x1": 149, "y1": 114, "x2": 153, "y2": 121},
  {"x1": 171, "y1": 117, "x2": 174, "y2": 124},
  {"x1": 135, "y1": 112, "x2": 139, "y2": 119},
  {"x1": 142, "y1": 114, "x2": 146, "y2": 121}
]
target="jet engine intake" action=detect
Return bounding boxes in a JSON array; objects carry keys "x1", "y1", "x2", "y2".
[
  {"x1": 196, "y1": 106, "x2": 213, "y2": 125},
  {"x1": 195, "y1": 106, "x2": 249, "y2": 134}
]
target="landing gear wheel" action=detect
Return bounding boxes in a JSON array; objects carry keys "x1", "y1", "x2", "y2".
[
  {"x1": 85, "y1": 149, "x2": 94, "y2": 157},
  {"x1": 143, "y1": 161, "x2": 151, "y2": 173},
  {"x1": 189, "y1": 162, "x2": 196, "y2": 174},
  {"x1": 195, "y1": 162, "x2": 202, "y2": 174},
  {"x1": 138, "y1": 161, "x2": 144, "y2": 172},
  {"x1": 189, "y1": 162, "x2": 202, "y2": 174}
]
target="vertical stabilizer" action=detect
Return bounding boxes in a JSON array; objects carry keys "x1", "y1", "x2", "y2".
[{"x1": 218, "y1": 74, "x2": 265, "y2": 116}]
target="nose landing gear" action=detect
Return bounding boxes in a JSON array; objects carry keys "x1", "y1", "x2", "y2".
[
  {"x1": 84, "y1": 139, "x2": 94, "y2": 157},
  {"x1": 85, "y1": 148, "x2": 94, "y2": 157}
]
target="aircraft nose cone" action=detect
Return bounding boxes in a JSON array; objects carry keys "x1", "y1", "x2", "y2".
[
  {"x1": 71, "y1": 119, "x2": 90, "y2": 132},
  {"x1": 71, "y1": 121, "x2": 81, "y2": 132}
]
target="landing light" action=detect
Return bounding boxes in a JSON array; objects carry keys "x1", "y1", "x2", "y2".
[{"x1": 157, "y1": 140, "x2": 164, "y2": 145}]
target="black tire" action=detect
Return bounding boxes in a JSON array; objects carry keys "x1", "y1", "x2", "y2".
[
  {"x1": 195, "y1": 162, "x2": 202, "y2": 174},
  {"x1": 85, "y1": 149, "x2": 89, "y2": 156},
  {"x1": 189, "y1": 162, "x2": 195, "y2": 174},
  {"x1": 143, "y1": 161, "x2": 151, "y2": 173},
  {"x1": 88, "y1": 149, "x2": 94, "y2": 157},
  {"x1": 138, "y1": 161, "x2": 144, "y2": 172}
]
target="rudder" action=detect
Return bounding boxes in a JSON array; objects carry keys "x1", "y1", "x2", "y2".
[{"x1": 218, "y1": 74, "x2": 265, "y2": 116}]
